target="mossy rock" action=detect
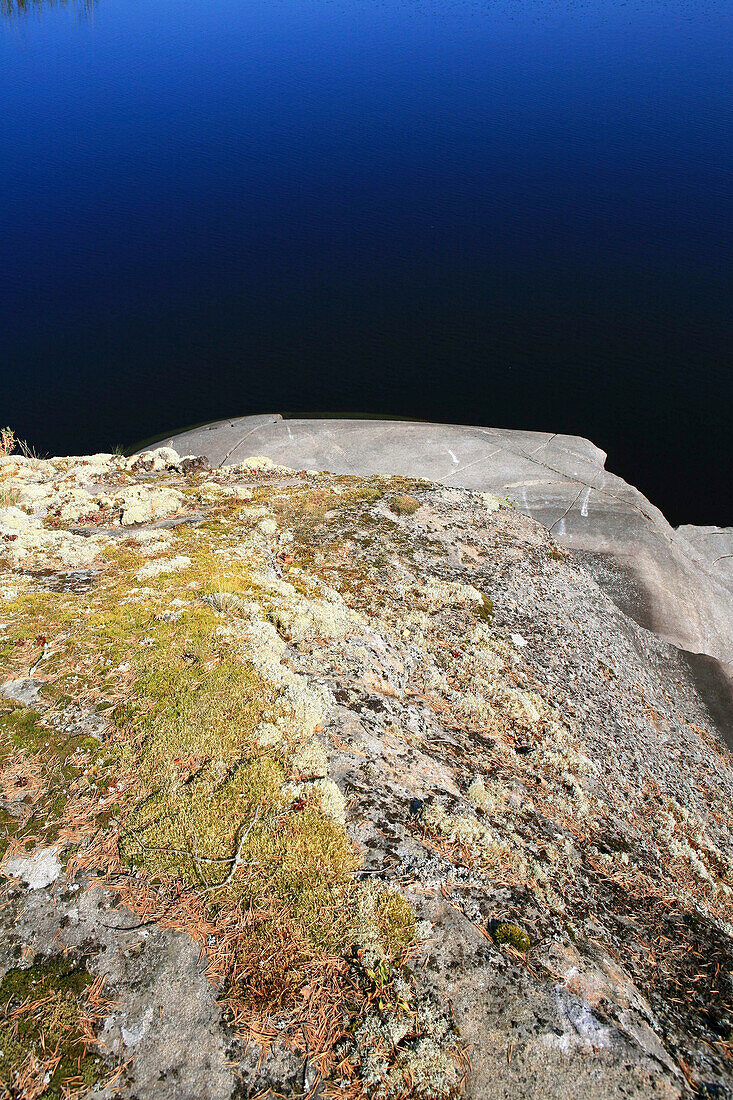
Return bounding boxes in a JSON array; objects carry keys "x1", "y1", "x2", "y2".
[
  {"x1": 0, "y1": 701, "x2": 109, "y2": 850},
  {"x1": 492, "y1": 921, "x2": 531, "y2": 953},
  {"x1": 0, "y1": 954, "x2": 103, "y2": 1098}
]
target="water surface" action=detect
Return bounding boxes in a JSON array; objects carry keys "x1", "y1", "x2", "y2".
[{"x1": 1, "y1": 0, "x2": 731, "y2": 523}]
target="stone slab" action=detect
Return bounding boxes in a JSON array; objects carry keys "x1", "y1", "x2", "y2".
[{"x1": 156, "y1": 416, "x2": 733, "y2": 684}]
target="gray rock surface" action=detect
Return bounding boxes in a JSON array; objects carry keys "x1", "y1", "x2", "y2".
[
  {"x1": 677, "y1": 524, "x2": 733, "y2": 585},
  {"x1": 158, "y1": 415, "x2": 733, "y2": 728},
  {"x1": 0, "y1": 880, "x2": 236, "y2": 1100}
]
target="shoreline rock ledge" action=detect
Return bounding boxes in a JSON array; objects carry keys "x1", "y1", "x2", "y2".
[
  {"x1": 0, "y1": 439, "x2": 732, "y2": 1100},
  {"x1": 158, "y1": 416, "x2": 733, "y2": 740}
]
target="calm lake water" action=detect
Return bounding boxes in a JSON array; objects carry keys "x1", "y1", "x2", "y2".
[{"x1": 1, "y1": 0, "x2": 731, "y2": 524}]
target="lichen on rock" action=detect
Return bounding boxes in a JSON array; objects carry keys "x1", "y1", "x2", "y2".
[{"x1": 0, "y1": 452, "x2": 733, "y2": 1100}]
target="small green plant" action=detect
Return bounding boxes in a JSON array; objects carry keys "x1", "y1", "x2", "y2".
[
  {"x1": 0, "y1": 426, "x2": 16, "y2": 456},
  {"x1": 492, "y1": 921, "x2": 531, "y2": 953}
]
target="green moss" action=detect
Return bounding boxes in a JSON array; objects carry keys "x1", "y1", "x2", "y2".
[
  {"x1": 123, "y1": 774, "x2": 359, "y2": 927},
  {"x1": 0, "y1": 704, "x2": 100, "y2": 765},
  {"x1": 0, "y1": 704, "x2": 48, "y2": 753},
  {"x1": 389, "y1": 494, "x2": 421, "y2": 516},
  {"x1": 354, "y1": 486, "x2": 384, "y2": 504},
  {"x1": 118, "y1": 636, "x2": 282, "y2": 781},
  {"x1": 0, "y1": 701, "x2": 108, "y2": 854},
  {"x1": 1, "y1": 954, "x2": 91, "y2": 1000},
  {"x1": 0, "y1": 954, "x2": 103, "y2": 1099},
  {"x1": 120, "y1": 756, "x2": 285, "y2": 885},
  {"x1": 0, "y1": 479, "x2": 431, "y2": 1041},
  {"x1": 371, "y1": 888, "x2": 417, "y2": 955},
  {"x1": 492, "y1": 921, "x2": 531, "y2": 953}
]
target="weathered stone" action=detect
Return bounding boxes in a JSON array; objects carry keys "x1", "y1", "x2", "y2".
[{"x1": 127, "y1": 447, "x2": 181, "y2": 473}]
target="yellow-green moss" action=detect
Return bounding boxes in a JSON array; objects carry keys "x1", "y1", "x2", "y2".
[
  {"x1": 370, "y1": 888, "x2": 417, "y2": 955},
  {"x1": 118, "y1": 631, "x2": 282, "y2": 781},
  {"x1": 0, "y1": 703, "x2": 48, "y2": 755},
  {"x1": 354, "y1": 486, "x2": 384, "y2": 504},
  {"x1": 0, "y1": 481, "x2": 431, "y2": 1056}
]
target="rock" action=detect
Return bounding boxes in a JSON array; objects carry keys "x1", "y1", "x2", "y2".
[
  {"x1": 1, "y1": 678, "x2": 43, "y2": 707},
  {"x1": 2, "y1": 847, "x2": 63, "y2": 889},
  {"x1": 155, "y1": 417, "x2": 733, "y2": 700},
  {"x1": 127, "y1": 447, "x2": 181, "y2": 473},
  {"x1": 178, "y1": 454, "x2": 212, "y2": 475},
  {"x1": 677, "y1": 524, "x2": 733, "y2": 584},
  {"x1": 2, "y1": 447, "x2": 733, "y2": 1100},
  {"x1": 0, "y1": 883, "x2": 235, "y2": 1100}
]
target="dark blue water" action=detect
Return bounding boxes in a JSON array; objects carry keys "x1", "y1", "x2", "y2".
[{"x1": 1, "y1": 0, "x2": 731, "y2": 524}]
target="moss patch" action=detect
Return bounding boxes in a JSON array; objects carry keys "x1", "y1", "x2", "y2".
[
  {"x1": 0, "y1": 468, "x2": 466, "y2": 1095},
  {"x1": 0, "y1": 954, "x2": 104, "y2": 1099},
  {"x1": 370, "y1": 889, "x2": 417, "y2": 955},
  {"x1": 0, "y1": 700, "x2": 107, "y2": 858},
  {"x1": 389, "y1": 494, "x2": 421, "y2": 516},
  {"x1": 492, "y1": 922, "x2": 531, "y2": 953}
]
